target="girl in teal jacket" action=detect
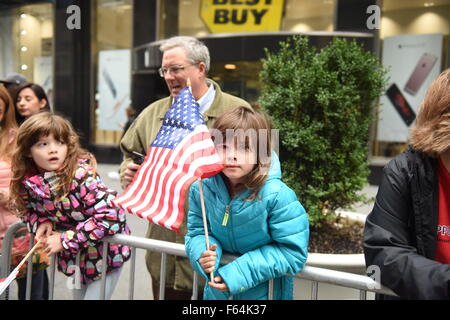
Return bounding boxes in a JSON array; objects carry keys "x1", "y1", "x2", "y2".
[{"x1": 185, "y1": 106, "x2": 309, "y2": 300}]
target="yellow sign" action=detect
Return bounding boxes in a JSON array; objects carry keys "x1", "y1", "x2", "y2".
[{"x1": 200, "y1": 0, "x2": 285, "y2": 34}]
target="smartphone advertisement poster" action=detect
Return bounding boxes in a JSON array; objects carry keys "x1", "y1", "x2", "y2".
[
  {"x1": 97, "y1": 49, "x2": 131, "y2": 131},
  {"x1": 377, "y1": 33, "x2": 443, "y2": 142},
  {"x1": 34, "y1": 56, "x2": 53, "y2": 108}
]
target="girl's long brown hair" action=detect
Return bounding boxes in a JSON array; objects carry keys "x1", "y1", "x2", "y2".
[
  {"x1": 0, "y1": 86, "x2": 18, "y2": 161},
  {"x1": 11, "y1": 112, "x2": 96, "y2": 216},
  {"x1": 212, "y1": 106, "x2": 273, "y2": 200},
  {"x1": 409, "y1": 68, "x2": 450, "y2": 157}
]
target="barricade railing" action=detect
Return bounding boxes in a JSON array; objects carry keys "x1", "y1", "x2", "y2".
[
  {"x1": 0, "y1": 221, "x2": 397, "y2": 300},
  {"x1": 0, "y1": 220, "x2": 37, "y2": 300}
]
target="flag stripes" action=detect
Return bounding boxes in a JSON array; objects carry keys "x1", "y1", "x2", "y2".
[{"x1": 112, "y1": 125, "x2": 222, "y2": 233}]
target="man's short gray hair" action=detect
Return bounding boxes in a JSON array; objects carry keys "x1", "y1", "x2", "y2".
[{"x1": 160, "y1": 36, "x2": 210, "y2": 74}]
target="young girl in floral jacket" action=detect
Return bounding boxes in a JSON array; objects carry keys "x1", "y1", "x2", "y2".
[{"x1": 10, "y1": 112, "x2": 131, "y2": 300}]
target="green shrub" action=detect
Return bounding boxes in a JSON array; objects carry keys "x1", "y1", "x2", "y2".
[{"x1": 259, "y1": 36, "x2": 388, "y2": 227}]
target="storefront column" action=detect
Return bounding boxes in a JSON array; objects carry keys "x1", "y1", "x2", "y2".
[
  {"x1": 53, "y1": 0, "x2": 92, "y2": 147},
  {"x1": 131, "y1": 0, "x2": 163, "y2": 114},
  {"x1": 335, "y1": 0, "x2": 380, "y2": 55},
  {"x1": 335, "y1": 0, "x2": 382, "y2": 185}
]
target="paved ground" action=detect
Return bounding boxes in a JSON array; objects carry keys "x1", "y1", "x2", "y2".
[
  {"x1": 6, "y1": 163, "x2": 379, "y2": 300},
  {"x1": 347, "y1": 184, "x2": 378, "y2": 215}
]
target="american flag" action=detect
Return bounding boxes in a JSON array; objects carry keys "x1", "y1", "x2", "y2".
[{"x1": 112, "y1": 87, "x2": 223, "y2": 233}]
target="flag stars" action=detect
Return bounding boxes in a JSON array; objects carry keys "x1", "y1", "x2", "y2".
[{"x1": 151, "y1": 87, "x2": 207, "y2": 148}]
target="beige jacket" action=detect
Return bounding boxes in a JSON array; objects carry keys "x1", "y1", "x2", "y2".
[{"x1": 119, "y1": 80, "x2": 250, "y2": 291}]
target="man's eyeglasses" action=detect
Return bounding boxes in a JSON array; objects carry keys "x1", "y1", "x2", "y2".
[{"x1": 158, "y1": 64, "x2": 194, "y2": 78}]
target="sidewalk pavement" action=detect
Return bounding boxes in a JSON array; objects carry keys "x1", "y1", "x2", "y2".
[
  {"x1": 96, "y1": 163, "x2": 153, "y2": 300},
  {"x1": 6, "y1": 163, "x2": 379, "y2": 300}
]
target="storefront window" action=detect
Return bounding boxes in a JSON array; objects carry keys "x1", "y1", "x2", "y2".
[
  {"x1": 162, "y1": 0, "x2": 335, "y2": 38},
  {"x1": 0, "y1": 3, "x2": 54, "y2": 104},
  {"x1": 209, "y1": 61, "x2": 262, "y2": 105},
  {"x1": 372, "y1": 0, "x2": 450, "y2": 159},
  {"x1": 164, "y1": 0, "x2": 335, "y2": 109},
  {"x1": 93, "y1": 0, "x2": 133, "y2": 146},
  {"x1": 282, "y1": 0, "x2": 334, "y2": 32}
]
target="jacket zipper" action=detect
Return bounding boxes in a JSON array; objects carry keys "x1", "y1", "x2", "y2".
[
  {"x1": 222, "y1": 204, "x2": 238, "y2": 252},
  {"x1": 222, "y1": 205, "x2": 230, "y2": 226}
]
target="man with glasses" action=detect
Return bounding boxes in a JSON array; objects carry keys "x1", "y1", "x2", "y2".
[{"x1": 119, "y1": 36, "x2": 251, "y2": 300}]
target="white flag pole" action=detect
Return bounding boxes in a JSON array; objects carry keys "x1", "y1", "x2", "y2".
[
  {"x1": 197, "y1": 178, "x2": 215, "y2": 284},
  {"x1": 188, "y1": 77, "x2": 215, "y2": 284},
  {"x1": 0, "y1": 239, "x2": 42, "y2": 295},
  {"x1": 0, "y1": 268, "x2": 19, "y2": 296}
]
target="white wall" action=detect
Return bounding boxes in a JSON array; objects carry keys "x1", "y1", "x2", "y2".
[{"x1": 0, "y1": 10, "x2": 16, "y2": 78}]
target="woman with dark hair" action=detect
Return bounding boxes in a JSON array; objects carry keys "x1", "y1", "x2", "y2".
[
  {"x1": 364, "y1": 68, "x2": 450, "y2": 299},
  {"x1": 15, "y1": 83, "x2": 51, "y2": 125}
]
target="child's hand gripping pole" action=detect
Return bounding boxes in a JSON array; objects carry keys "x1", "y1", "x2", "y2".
[
  {"x1": 16, "y1": 238, "x2": 43, "y2": 271},
  {"x1": 197, "y1": 178, "x2": 215, "y2": 284}
]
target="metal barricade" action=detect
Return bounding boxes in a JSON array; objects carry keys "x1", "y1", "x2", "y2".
[
  {"x1": 100, "y1": 233, "x2": 398, "y2": 300},
  {"x1": 295, "y1": 265, "x2": 396, "y2": 299},
  {"x1": 1, "y1": 222, "x2": 397, "y2": 300},
  {"x1": 0, "y1": 221, "x2": 37, "y2": 300},
  {"x1": 0, "y1": 221, "x2": 23, "y2": 300}
]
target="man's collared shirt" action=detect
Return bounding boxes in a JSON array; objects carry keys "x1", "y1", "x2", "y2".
[{"x1": 197, "y1": 82, "x2": 216, "y2": 115}]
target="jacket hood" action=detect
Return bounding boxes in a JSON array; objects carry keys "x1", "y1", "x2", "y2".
[
  {"x1": 22, "y1": 171, "x2": 58, "y2": 200},
  {"x1": 266, "y1": 151, "x2": 281, "y2": 181},
  {"x1": 22, "y1": 159, "x2": 89, "y2": 199}
]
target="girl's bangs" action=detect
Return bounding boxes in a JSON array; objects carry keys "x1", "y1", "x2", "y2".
[
  {"x1": 215, "y1": 112, "x2": 261, "y2": 142},
  {"x1": 33, "y1": 116, "x2": 70, "y2": 143}
]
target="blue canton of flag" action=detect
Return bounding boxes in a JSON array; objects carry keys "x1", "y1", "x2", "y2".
[{"x1": 152, "y1": 88, "x2": 205, "y2": 148}]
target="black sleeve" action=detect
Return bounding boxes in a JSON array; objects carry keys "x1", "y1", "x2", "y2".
[{"x1": 364, "y1": 156, "x2": 450, "y2": 299}]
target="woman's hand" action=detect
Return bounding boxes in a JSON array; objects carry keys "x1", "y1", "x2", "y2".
[
  {"x1": 199, "y1": 243, "x2": 217, "y2": 274},
  {"x1": 43, "y1": 232, "x2": 63, "y2": 255},
  {"x1": 36, "y1": 222, "x2": 53, "y2": 242},
  {"x1": 209, "y1": 276, "x2": 229, "y2": 292}
]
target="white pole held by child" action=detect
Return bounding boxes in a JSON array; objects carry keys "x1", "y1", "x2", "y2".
[
  {"x1": 197, "y1": 178, "x2": 215, "y2": 284},
  {"x1": 187, "y1": 77, "x2": 215, "y2": 285},
  {"x1": 0, "y1": 239, "x2": 42, "y2": 295}
]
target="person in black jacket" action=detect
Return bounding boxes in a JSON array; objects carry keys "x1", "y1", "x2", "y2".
[{"x1": 364, "y1": 68, "x2": 450, "y2": 300}]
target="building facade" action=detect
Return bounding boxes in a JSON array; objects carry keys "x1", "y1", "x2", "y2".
[{"x1": 0, "y1": 0, "x2": 449, "y2": 184}]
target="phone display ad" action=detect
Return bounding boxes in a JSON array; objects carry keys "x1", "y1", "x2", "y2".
[
  {"x1": 404, "y1": 53, "x2": 438, "y2": 96},
  {"x1": 386, "y1": 83, "x2": 416, "y2": 126},
  {"x1": 377, "y1": 34, "x2": 443, "y2": 142}
]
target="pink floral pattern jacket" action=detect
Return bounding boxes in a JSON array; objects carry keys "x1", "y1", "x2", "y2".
[{"x1": 21, "y1": 160, "x2": 131, "y2": 284}]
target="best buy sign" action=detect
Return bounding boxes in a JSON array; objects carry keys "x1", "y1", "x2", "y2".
[{"x1": 200, "y1": 0, "x2": 285, "y2": 33}]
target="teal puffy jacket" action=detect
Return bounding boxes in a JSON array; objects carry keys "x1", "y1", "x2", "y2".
[{"x1": 185, "y1": 153, "x2": 309, "y2": 300}]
